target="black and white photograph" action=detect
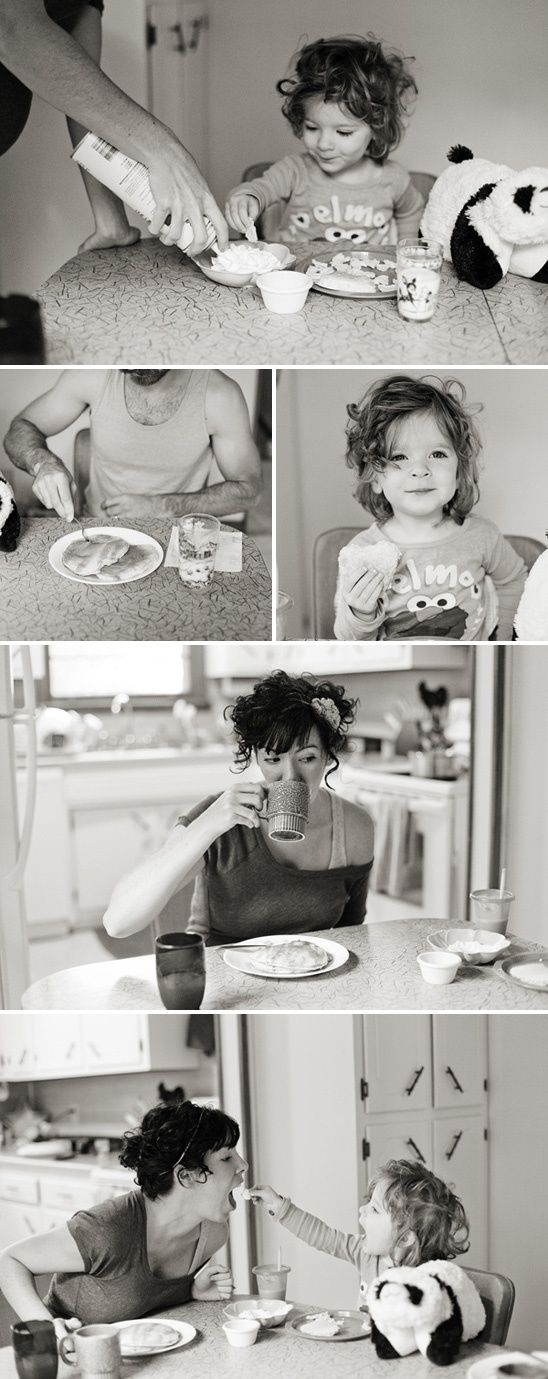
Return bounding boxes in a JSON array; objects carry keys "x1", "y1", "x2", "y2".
[
  {"x1": 0, "y1": 1011, "x2": 546, "y2": 1372},
  {"x1": 275, "y1": 369, "x2": 548, "y2": 642},
  {"x1": 1, "y1": 1, "x2": 547, "y2": 365},
  {"x1": 0, "y1": 367, "x2": 272, "y2": 641}
]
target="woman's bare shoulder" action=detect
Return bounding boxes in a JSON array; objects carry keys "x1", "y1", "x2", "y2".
[{"x1": 340, "y1": 796, "x2": 375, "y2": 865}]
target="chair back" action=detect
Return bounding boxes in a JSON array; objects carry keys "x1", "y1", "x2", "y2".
[
  {"x1": 313, "y1": 526, "x2": 364, "y2": 638},
  {"x1": 464, "y1": 1268, "x2": 515, "y2": 1345},
  {"x1": 241, "y1": 168, "x2": 435, "y2": 242},
  {"x1": 504, "y1": 533, "x2": 546, "y2": 572}
]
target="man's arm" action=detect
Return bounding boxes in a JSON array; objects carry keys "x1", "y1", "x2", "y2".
[
  {"x1": 3, "y1": 369, "x2": 100, "y2": 520},
  {"x1": 0, "y1": 0, "x2": 227, "y2": 251},
  {"x1": 102, "y1": 372, "x2": 263, "y2": 521}
]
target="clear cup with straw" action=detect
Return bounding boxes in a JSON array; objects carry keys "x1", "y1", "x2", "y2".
[
  {"x1": 253, "y1": 1246, "x2": 291, "y2": 1300},
  {"x1": 469, "y1": 868, "x2": 514, "y2": 934}
]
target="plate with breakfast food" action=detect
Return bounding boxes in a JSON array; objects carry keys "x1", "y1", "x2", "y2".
[
  {"x1": 117, "y1": 1318, "x2": 196, "y2": 1357},
  {"x1": 49, "y1": 527, "x2": 163, "y2": 586},
  {"x1": 222, "y1": 934, "x2": 349, "y2": 979},
  {"x1": 497, "y1": 954, "x2": 548, "y2": 993},
  {"x1": 291, "y1": 1309, "x2": 371, "y2": 1342},
  {"x1": 303, "y1": 246, "x2": 397, "y2": 298}
]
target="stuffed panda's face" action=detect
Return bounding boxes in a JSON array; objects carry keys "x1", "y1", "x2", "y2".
[
  {"x1": 491, "y1": 168, "x2": 548, "y2": 244},
  {"x1": 372, "y1": 1270, "x2": 452, "y2": 1331}
]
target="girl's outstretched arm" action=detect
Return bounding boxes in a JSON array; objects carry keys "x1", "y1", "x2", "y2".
[{"x1": 103, "y1": 784, "x2": 266, "y2": 938}]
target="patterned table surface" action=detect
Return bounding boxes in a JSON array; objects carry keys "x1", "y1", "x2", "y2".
[
  {"x1": 38, "y1": 237, "x2": 548, "y2": 366},
  {"x1": 0, "y1": 516, "x2": 271, "y2": 641},
  {"x1": 0, "y1": 1299, "x2": 510, "y2": 1379},
  {"x1": 21, "y1": 922, "x2": 548, "y2": 1012}
]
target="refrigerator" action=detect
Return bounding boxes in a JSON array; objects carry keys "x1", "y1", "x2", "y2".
[{"x1": 0, "y1": 644, "x2": 37, "y2": 1010}]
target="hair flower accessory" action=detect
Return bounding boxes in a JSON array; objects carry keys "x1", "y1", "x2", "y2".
[{"x1": 311, "y1": 696, "x2": 341, "y2": 730}]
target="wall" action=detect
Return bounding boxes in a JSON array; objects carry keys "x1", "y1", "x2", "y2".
[
  {"x1": 488, "y1": 1015, "x2": 548, "y2": 1347},
  {"x1": 207, "y1": 0, "x2": 548, "y2": 199},
  {"x1": 504, "y1": 647, "x2": 548, "y2": 945},
  {"x1": 276, "y1": 368, "x2": 548, "y2": 636}
]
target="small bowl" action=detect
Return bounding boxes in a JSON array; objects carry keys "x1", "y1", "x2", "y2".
[
  {"x1": 194, "y1": 242, "x2": 294, "y2": 286},
  {"x1": 256, "y1": 270, "x2": 312, "y2": 314},
  {"x1": 428, "y1": 928, "x2": 511, "y2": 965},
  {"x1": 224, "y1": 1299, "x2": 292, "y2": 1329},
  {"x1": 417, "y1": 950, "x2": 461, "y2": 985},
  {"x1": 222, "y1": 1319, "x2": 260, "y2": 1348}
]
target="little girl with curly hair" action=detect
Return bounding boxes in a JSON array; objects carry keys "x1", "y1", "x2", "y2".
[
  {"x1": 104, "y1": 670, "x2": 374, "y2": 944},
  {"x1": 226, "y1": 34, "x2": 423, "y2": 247},
  {"x1": 334, "y1": 374, "x2": 527, "y2": 641}
]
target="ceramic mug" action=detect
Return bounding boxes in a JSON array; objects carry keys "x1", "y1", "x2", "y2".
[
  {"x1": 266, "y1": 780, "x2": 310, "y2": 841},
  {"x1": 59, "y1": 1325, "x2": 121, "y2": 1379}
]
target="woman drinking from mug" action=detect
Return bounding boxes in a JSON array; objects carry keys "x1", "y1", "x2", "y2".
[
  {"x1": 103, "y1": 670, "x2": 375, "y2": 945},
  {"x1": 0, "y1": 1101, "x2": 244, "y2": 1339}
]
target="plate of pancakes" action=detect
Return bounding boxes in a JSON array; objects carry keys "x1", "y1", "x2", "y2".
[
  {"x1": 117, "y1": 1318, "x2": 196, "y2": 1357},
  {"x1": 49, "y1": 527, "x2": 163, "y2": 585},
  {"x1": 222, "y1": 935, "x2": 349, "y2": 979}
]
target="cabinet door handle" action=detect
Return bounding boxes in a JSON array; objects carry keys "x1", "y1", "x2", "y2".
[
  {"x1": 404, "y1": 1066, "x2": 424, "y2": 1097},
  {"x1": 445, "y1": 1131, "x2": 463, "y2": 1161},
  {"x1": 445, "y1": 1065, "x2": 464, "y2": 1093},
  {"x1": 406, "y1": 1137, "x2": 426, "y2": 1164},
  {"x1": 65, "y1": 1043, "x2": 76, "y2": 1059},
  {"x1": 87, "y1": 1043, "x2": 100, "y2": 1059}
]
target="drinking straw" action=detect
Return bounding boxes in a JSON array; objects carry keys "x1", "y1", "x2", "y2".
[
  {"x1": 499, "y1": 867, "x2": 506, "y2": 899},
  {"x1": 277, "y1": 1245, "x2": 282, "y2": 1271}
]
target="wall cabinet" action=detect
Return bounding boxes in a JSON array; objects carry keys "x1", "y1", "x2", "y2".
[{"x1": 0, "y1": 1013, "x2": 201, "y2": 1080}]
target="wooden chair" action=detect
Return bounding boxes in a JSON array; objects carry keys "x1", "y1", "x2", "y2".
[
  {"x1": 464, "y1": 1267, "x2": 515, "y2": 1345},
  {"x1": 241, "y1": 165, "x2": 435, "y2": 241},
  {"x1": 312, "y1": 527, "x2": 546, "y2": 639}
]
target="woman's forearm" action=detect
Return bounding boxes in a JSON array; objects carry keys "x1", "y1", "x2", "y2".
[
  {"x1": 103, "y1": 814, "x2": 217, "y2": 938},
  {"x1": 0, "y1": 1251, "x2": 51, "y2": 1323}
]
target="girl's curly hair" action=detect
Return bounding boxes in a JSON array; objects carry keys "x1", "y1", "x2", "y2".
[
  {"x1": 225, "y1": 669, "x2": 357, "y2": 787},
  {"x1": 346, "y1": 374, "x2": 483, "y2": 524},
  {"x1": 119, "y1": 1099, "x2": 240, "y2": 1200},
  {"x1": 276, "y1": 34, "x2": 418, "y2": 162},
  {"x1": 367, "y1": 1159, "x2": 470, "y2": 1265}
]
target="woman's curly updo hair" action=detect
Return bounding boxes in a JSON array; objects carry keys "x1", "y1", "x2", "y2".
[
  {"x1": 226, "y1": 669, "x2": 357, "y2": 787},
  {"x1": 367, "y1": 1159, "x2": 470, "y2": 1266},
  {"x1": 119, "y1": 1099, "x2": 240, "y2": 1200},
  {"x1": 346, "y1": 374, "x2": 482, "y2": 525},
  {"x1": 276, "y1": 34, "x2": 418, "y2": 162}
]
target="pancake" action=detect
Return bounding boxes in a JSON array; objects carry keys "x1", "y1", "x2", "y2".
[
  {"x1": 251, "y1": 940, "x2": 330, "y2": 975},
  {"x1": 121, "y1": 1322, "x2": 180, "y2": 1354},
  {"x1": 300, "y1": 1312, "x2": 340, "y2": 1338},
  {"x1": 62, "y1": 534, "x2": 129, "y2": 577}
]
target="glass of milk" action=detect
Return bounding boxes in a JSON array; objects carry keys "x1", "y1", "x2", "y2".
[
  {"x1": 177, "y1": 514, "x2": 220, "y2": 586},
  {"x1": 396, "y1": 238, "x2": 443, "y2": 321}
]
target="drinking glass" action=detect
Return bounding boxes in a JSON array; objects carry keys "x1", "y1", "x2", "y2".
[
  {"x1": 12, "y1": 1321, "x2": 58, "y2": 1379},
  {"x1": 155, "y1": 931, "x2": 206, "y2": 1009},
  {"x1": 396, "y1": 239, "x2": 443, "y2": 321},
  {"x1": 177, "y1": 514, "x2": 220, "y2": 587}
]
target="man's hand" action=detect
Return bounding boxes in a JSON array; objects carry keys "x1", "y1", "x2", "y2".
[
  {"x1": 191, "y1": 1262, "x2": 233, "y2": 1301},
  {"x1": 148, "y1": 134, "x2": 228, "y2": 254},
  {"x1": 32, "y1": 459, "x2": 76, "y2": 521}
]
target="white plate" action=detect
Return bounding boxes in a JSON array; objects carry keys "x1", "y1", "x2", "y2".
[
  {"x1": 498, "y1": 954, "x2": 548, "y2": 992},
  {"x1": 304, "y1": 248, "x2": 397, "y2": 298},
  {"x1": 222, "y1": 934, "x2": 349, "y2": 979},
  {"x1": 117, "y1": 1318, "x2": 196, "y2": 1357},
  {"x1": 467, "y1": 1353, "x2": 548, "y2": 1379},
  {"x1": 291, "y1": 1309, "x2": 370, "y2": 1342},
  {"x1": 49, "y1": 527, "x2": 164, "y2": 586}
]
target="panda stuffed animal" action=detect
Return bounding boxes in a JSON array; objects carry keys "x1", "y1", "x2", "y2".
[
  {"x1": 0, "y1": 473, "x2": 21, "y2": 552},
  {"x1": 421, "y1": 145, "x2": 548, "y2": 289},
  {"x1": 367, "y1": 1261, "x2": 486, "y2": 1367}
]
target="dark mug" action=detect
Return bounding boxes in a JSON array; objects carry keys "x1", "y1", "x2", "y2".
[
  {"x1": 0, "y1": 296, "x2": 45, "y2": 363},
  {"x1": 155, "y1": 931, "x2": 206, "y2": 1010},
  {"x1": 11, "y1": 1320, "x2": 58, "y2": 1379}
]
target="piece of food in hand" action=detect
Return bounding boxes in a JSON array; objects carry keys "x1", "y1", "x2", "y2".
[
  {"x1": 62, "y1": 534, "x2": 129, "y2": 577},
  {"x1": 121, "y1": 1322, "x2": 180, "y2": 1353},
  {"x1": 251, "y1": 939, "x2": 330, "y2": 975},
  {"x1": 339, "y1": 539, "x2": 401, "y2": 591},
  {"x1": 301, "y1": 1311, "x2": 341, "y2": 1338}
]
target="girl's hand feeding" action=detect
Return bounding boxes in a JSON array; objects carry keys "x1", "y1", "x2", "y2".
[
  {"x1": 244, "y1": 1184, "x2": 284, "y2": 1216},
  {"x1": 191, "y1": 1261, "x2": 233, "y2": 1301},
  {"x1": 225, "y1": 193, "x2": 261, "y2": 239}
]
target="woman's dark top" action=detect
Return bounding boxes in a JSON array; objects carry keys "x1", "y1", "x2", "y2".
[{"x1": 1, "y1": 2, "x2": 105, "y2": 155}]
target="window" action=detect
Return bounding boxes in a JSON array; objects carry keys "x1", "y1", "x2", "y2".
[{"x1": 46, "y1": 644, "x2": 191, "y2": 703}]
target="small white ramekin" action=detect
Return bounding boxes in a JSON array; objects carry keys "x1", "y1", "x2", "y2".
[
  {"x1": 256, "y1": 270, "x2": 311, "y2": 314},
  {"x1": 222, "y1": 1319, "x2": 260, "y2": 1348},
  {"x1": 417, "y1": 950, "x2": 461, "y2": 985}
]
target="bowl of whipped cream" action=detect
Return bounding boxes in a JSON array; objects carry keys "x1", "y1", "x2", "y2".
[
  {"x1": 428, "y1": 927, "x2": 511, "y2": 965},
  {"x1": 194, "y1": 240, "x2": 295, "y2": 285}
]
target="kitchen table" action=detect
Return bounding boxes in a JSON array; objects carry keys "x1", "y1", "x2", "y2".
[
  {"x1": 37, "y1": 237, "x2": 548, "y2": 366},
  {"x1": 0, "y1": 1299, "x2": 521, "y2": 1379},
  {"x1": 21, "y1": 922, "x2": 548, "y2": 1011},
  {"x1": 0, "y1": 516, "x2": 271, "y2": 641}
]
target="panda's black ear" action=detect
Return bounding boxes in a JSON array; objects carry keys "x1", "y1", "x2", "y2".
[{"x1": 514, "y1": 185, "x2": 534, "y2": 213}]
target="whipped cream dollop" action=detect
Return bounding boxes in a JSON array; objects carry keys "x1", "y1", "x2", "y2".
[{"x1": 212, "y1": 243, "x2": 279, "y2": 273}]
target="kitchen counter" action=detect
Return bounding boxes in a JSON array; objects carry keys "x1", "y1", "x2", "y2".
[
  {"x1": 0, "y1": 1301, "x2": 516, "y2": 1378},
  {"x1": 21, "y1": 922, "x2": 548, "y2": 1012},
  {"x1": 0, "y1": 517, "x2": 271, "y2": 641},
  {"x1": 36, "y1": 235, "x2": 548, "y2": 366}
]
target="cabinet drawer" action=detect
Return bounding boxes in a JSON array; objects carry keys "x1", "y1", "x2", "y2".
[
  {"x1": 0, "y1": 1172, "x2": 40, "y2": 1204},
  {"x1": 40, "y1": 1178, "x2": 94, "y2": 1211}
]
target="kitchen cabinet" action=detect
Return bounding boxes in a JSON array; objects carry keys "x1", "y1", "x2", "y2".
[
  {"x1": 366, "y1": 1119, "x2": 432, "y2": 1172},
  {"x1": 361, "y1": 1016, "x2": 432, "y2": 1114},
  {"x1": 0, "y1": 1200, "x2": 43, "y2": 1249},
  {"x1": 0, "y1": 1014, "x2": 201, "y2": 1081},
  {"x1": 432, "y1": 1016, "x2": 488, "y2": 1108}
]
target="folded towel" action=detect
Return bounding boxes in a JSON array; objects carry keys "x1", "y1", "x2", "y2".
[
  {"x1": 165, "y1": 525, "x2": 243, "y2": 572},
  {"x1": 370, "y1": 797, "x2": 410, "y2": 898}
]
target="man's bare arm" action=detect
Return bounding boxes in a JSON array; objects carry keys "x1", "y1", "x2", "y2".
[{"x1": 3, "y1": 370, "x2": 99, "y2": 519}]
